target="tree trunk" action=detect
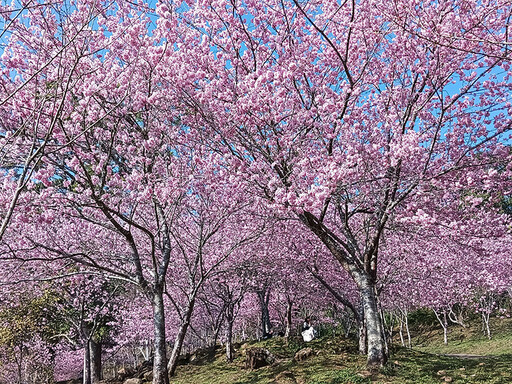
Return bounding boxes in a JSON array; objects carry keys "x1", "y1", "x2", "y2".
[
  {"x1": 168, "y1": 322, "x2": 189, "y2": 376},
  {"x1": 211, "y1": 329, "x2": 220, "y2": 349},
  {"x1": 90, "y1": 339, "x2": 102, "y2": 383},
  {"x1": 448, "y1": 307, "x2": 467, "y2": 328},
  {"x1": 482, "y1": 312, "x2": 492, "y2": 339},
  {"x1": 344, "y1": 317, "x2": 354, "y2": 338},
  {"x1": 210, "y1": 312, "x2": 224, "y2": 349},
  {"x1": 357, "y1": 301, "x2": 366, "y2": 355},
  {"x1": 168, "y1": 298, "x2": 196, "y2": 377},
  {"x1": 357, "y1": 279, "x2": 386, "y2": 367},
  {"x1": 284, "y1": 298, "x2": 293, "y2": 338},
  {"x1": 83, "y1": 340, "x2": 92, "y2": 384},
  {"x1": 16, "y1": 345, "x2": 23, "y2": 384},
  {"x1": 434, "y1": 309, "x2": 448, "y2": 345},
  {"x1": 377, "y1": 298, "x2": 389, "y2": 357},
  {"x1": 404, "y1": 311, "x2": 411, "y2": 348},
  {"x1": 399, "y1": 315, "x2": 405, "y2": 347},
  {"x1": 387, "y1": 312, "x2": 395, "y2": 346},
  {"x1": 139, "y1": 340, "x2": 152, "y2": 361},
  {"x1": 299, "y1": 211, "x2": 386, "y2": 367},
  {"x1": 358, "y1": 320, "x2": 367, "y2": 355},
  {"x1": 256, "y1": 289, "x2": 272, "y2": 336},
  {"x1": 226, "y1": 311, "x2": 235, "y2": 362},
  {"x1": 152, "y1": 288, "x2": 170, "y2": 384},
  {"x1": 443, "y1": 311, "x2": 448, "y2": 345}
]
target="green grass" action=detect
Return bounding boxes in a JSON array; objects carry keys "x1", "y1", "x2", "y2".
[
  {"x1": 414, "y1": 318, "x2": 512, "y2": 356},
  {"x1": 387, "y1": 349, "x2": 512, "y2": 384},
  {"x1": 168, "y1": 319, "x2": 512, "y2": 384}
]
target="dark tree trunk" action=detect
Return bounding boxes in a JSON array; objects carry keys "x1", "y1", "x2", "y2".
[
  {"x1": 226, "y1": 322, "x2": 235, "y2": 362},
  {"x1": 168, "y1": 298, "x2": 196, "y2": 377},
  {"x1": 209, "y1": 312, "x2": 224, "y2": 349},
  {"x1": 90, "y1": 339, "x2": 102, "y2": 383},
  {"x1": 167, "y1": 322, "x2": 189, "y2": 377},
  {"x1": 226, "y1": 304, "x2": 235, "y2": 362},
  {"x1": 211, "y1": 329, "x2": 220, "y2": 349},
  {"x1": 152, "y1": 288, "x2": 170, "y2": 384},
  {"x1": 256, "y1": 288, "x2": 272, "y2": 336}
]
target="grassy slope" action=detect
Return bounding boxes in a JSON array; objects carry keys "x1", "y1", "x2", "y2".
[
  {"x1": 169, "y1": 320, "x2": 512, "y2": 384},
  {"x1": 414, "y1": 317, "x2": 512, "y2": 356}
]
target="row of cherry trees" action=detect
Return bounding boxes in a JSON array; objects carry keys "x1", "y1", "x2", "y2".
[
  {"x1": 1, "y1": 0, "x2": 512, "y2": 383},
  {"x1": 2, "y1": 216, "x2": 512, "y2": 383}
]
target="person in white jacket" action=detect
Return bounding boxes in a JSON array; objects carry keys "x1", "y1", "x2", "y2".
[{"x1": 301, "y1": 317, "x2": 316, "y2": 342}]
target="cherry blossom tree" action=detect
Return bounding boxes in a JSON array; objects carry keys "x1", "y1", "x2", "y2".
[
  {"x1": 0, "y1": 0, "x2": 511, "y2": 377},
  {"x1": 156, "y1": 0, "x2": 512, "y2": 366},
  {"x1": 198, "y1": 267, "x2": 249, "y2": 362},
  {"x1": 164, "y1": 178, "x2": 263, "y2": 376},
  {"x1": 379, "y1": 201, "x2": 512, "y2": 345}
]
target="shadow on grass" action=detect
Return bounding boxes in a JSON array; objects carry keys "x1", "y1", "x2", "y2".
[
  {"x1": 231, "y1": 360, "x2": 296, "y2": 384},
  {"x1": 387, "y1": 348, "x2": 512, "y2": 384}
]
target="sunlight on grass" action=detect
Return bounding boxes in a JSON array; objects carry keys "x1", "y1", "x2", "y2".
[{"x1": 169, "y1": 320, "x2": 512, "y2": 384}]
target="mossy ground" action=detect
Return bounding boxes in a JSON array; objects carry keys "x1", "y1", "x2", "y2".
[{"x1": 169, "y1": 320, "x2": 512, "y2": 384}]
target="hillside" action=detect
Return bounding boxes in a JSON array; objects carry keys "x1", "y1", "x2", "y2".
[{"x1": 166, "y1": 321, "x2": 512, "y2": 384}]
